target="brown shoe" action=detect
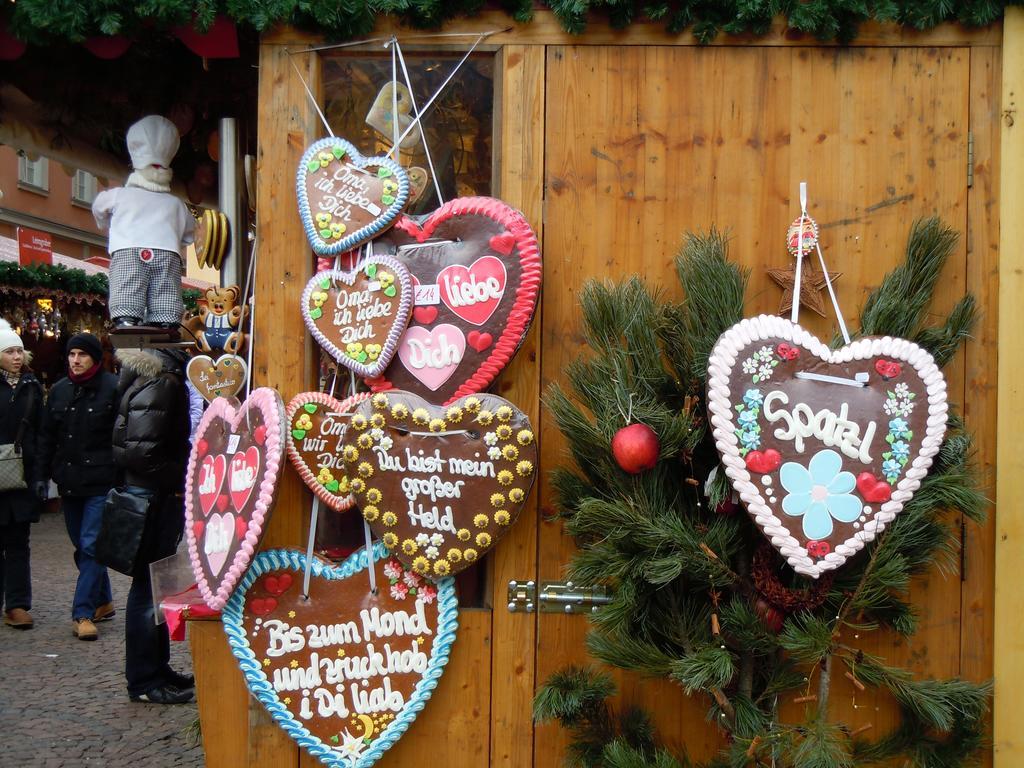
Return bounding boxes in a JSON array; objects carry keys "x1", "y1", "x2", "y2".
[
  {"x1": 93, "y1": 602, "x2": 116, "y2": 623},
  {"x1": 73, "y1": 618, "x2": 98, "y2": 641},
  {"x1": 4, "y1": 608, "x2": 33, "y2": 629}
]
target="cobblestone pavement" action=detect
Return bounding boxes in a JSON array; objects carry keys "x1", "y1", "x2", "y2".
[{"x1": 0, "y1": 508, "x2": 203, "y2": 767}]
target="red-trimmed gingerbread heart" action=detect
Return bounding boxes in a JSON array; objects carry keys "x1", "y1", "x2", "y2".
[
  {"x1": 707, "y1": 316, "x2": 948, "y2": 578},
  {"x1": 343, "y1": 391, "x2": 538, "y2": 578},
  {"x1": 285, "y1": 391, "x2": 372, "y2": 511},
  {"x1": 184, "y1": 388, "x2": 286, "y2": 611},
  {"x1": 366, "y1": 197, "x2": 541, "y2": 405}
]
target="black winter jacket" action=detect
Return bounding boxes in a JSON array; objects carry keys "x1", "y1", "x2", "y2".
[
  {"x1": 39, "y1": 370, "x2": 119, "y2": 497},
  {"x1": 112, "y1": 349, "x2": 191, "y2": 494},
  {"x1": 0, "y1": 371, "x2": 44, "y2": 524}
]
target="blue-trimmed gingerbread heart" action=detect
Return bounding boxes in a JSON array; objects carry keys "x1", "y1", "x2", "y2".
[
  {"x1": 296, "y1": 138, "x2": 410, "y2": 255},
  {"x1": 223, "y1": 546, "x2": 457, "y2": 768}
]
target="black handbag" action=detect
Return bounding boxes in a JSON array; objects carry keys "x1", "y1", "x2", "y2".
[{"x1": 95, "y1": 488, "x2": 154, "y2": 576}]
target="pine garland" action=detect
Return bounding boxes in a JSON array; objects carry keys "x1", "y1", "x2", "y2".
[
  {"x1": 0, "y1": 0, "x2": 1009, "y2": 46},
  {"x1": 535, "y1": 218, "x2": 991, "y2": 767}
]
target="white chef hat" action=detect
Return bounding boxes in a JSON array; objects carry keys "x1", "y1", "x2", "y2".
[
  {"x1": 127, "y1": 115, "x2": 180, "y2": 170},
  {"x1": 0, "y1": 319, "x2": 23, "y2": 352}
]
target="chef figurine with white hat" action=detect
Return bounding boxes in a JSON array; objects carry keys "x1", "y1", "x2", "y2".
[{"x1": 93, "y1": 115, "x2": 195, "y2": 334}]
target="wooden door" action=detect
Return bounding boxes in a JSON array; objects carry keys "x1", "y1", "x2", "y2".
[{"x1": 534, "y1": 43, "x2": 998, "y2": 765}]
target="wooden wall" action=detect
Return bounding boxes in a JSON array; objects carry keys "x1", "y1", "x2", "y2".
[{"x1": 191, "y1": 14, "x2": 1003, "y2": 767}]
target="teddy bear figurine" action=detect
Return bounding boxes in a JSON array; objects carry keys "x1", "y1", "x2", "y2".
[
  {"x1": 184, "y1": 285, "x2": 249, "y2": 355},
  {"x1": 92, "y1": 115, "x2": 195, "y2": 333}
]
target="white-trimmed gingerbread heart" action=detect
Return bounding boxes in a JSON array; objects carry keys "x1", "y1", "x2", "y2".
[
  {"x1": 301, "y1": 257, "x2": 414, "y2": 378},
  {"x1": 184, "y1": 388, "x2": 286, "y2": 610},
  {"x1": 707, "y1": 315, "x2": 947, "y2": 578},
  {"x1": 296, "y1": 137, "x2": 409, "y2": 255}
]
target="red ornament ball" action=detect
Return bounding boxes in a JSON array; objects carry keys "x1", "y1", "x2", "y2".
[
  {"x1": 611, "y1": 423, "x2": 660, "y2": 474},
  {"x1": 755, "y1": 598, "x2": 785, "y2": 634}
]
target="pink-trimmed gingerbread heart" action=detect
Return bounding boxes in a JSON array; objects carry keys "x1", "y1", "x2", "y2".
[
  {"x1": 184, "y1": 388, "x2": 286, "y2": 610},
  {"x1": 707, "y1": 315, "x2": 947, "y2": 578},
  {"x1": 366, "y1": 197, "x2": 541, "y2": 405},
  {"x1": 284, "y1": 391, "x2": 371, "y2": 511}
]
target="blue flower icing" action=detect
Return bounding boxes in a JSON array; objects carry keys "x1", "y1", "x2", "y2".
[{"x1": 222, "y1": 545, "x2": 458, "y2": 767}]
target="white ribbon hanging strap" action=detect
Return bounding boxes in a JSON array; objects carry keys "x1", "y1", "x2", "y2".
[
  {"x1": 815, "y1": 240, "x2": 851, "y2": 344},
  {"x1": 394, "y1": 40, "x2": 445, "y2": 205},
  {"x1": 302, "y1": 498, "x2": 321, "y2": 599},
  {"x1": 363, "y1": 520, "x2": 378, "y2": 595},
  {"x1": 791, "y1": 182, "x2": 808, "y2": 326}
]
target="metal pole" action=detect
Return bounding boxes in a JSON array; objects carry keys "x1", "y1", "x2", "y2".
[{"x1": 218, "y1": 117, "x2": 243, "y2": 288}]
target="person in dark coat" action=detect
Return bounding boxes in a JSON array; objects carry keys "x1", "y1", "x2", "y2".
[
  {"x1": 0, "y1": 319, "x2": 45, "y2": 630},
  {"x1": 112, "y1": 347, "x2": 194, "y2": 703},
  {"x1": 39, "y1": 333, "x2": 119, "y2": 641}
]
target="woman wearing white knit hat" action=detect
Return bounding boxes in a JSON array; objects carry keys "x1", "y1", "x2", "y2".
[{"x1": 0, "y1": 319, "x2": 45, "y2": 629}]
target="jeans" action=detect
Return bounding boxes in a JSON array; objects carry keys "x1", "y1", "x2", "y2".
[
  {"x1": 0, "y1": 521, "x2": 31, "y2": 611},
  {"x1": 63, "y1": 495, "x2": 113, "y2": 620},
  {"x1": 123, "y1": 487, "x2": 183, "y2": 696}
]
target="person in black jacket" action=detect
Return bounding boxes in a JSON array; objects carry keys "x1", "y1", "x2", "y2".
[
  {"x1": 39, "y1": 333, "x2": 119, "y2": 641},
  {"x1": 112, "y1": 347, "x2": 194, "y2": 704},
  {"x1": 0, "y1": 319, "x2": 45, "y2": 630}
]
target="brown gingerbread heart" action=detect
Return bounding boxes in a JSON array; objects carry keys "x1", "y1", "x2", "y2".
[
  {"x1": 343, "y1": 391, "x2": 537, "y2": 578},
  {"x1": 186, "y1": 354, "x2": 248, "y2": 403}
]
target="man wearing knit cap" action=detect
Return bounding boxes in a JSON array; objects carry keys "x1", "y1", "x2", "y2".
[
  {"x1": 39, "y1": 333, "x2": 119, "y2": 640},
  {"x1": 93, "y1": 115, "x2": 195, "y2": 331}
]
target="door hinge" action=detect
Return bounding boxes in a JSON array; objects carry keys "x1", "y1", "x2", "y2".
[
  {"x1": 507, "y1": 580, "x2": 613, "y2": 615},
  {"x1": 967, "y1": 131, "x2": 974, "y2": 189}
]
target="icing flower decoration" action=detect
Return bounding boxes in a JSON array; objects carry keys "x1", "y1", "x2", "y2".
[
  {"x1": 317, "y1": 151, "x2": 333, "y2": 168},
  {"x1": 365, "y1": 343, "x2": 383, "y2": 361},
  {"x1": 428, "y1": 418, "x2": 447, "y2": 433},
  {"x1": 457, "y1": 528, "x2": 471, "y2": 541},
  {"x1": 494, "y1": 510, "x2": 511, "y2": 526},
  {"x1": 351, "y1": 414, "x2": 367, "y2": 430},
  {"x1": 383, "y1": 559, "x2": 403, "y2": 580},
  {"x1": 412, "y1": 556, "x2": 430, "y2": 575},
  {"x1": 738, "y1": 409, "x2": 759, "y2": 429},
  {"x1": 415, "y1": 533, "x2": 430, "y2": 547},
  {"x1": 369, "y1": 428, "x2": 384, "y2": 440},
  {"x1": 780, "y1": 449, "x2": 861, "y2": 540},
  {"x1": 377, "y1": 271, "x2": 395, "y2": 289},
  {"x1": 369, "y1": 413, "x2": 386, "y2": 429},
  {"x1": 446, "y1": 406, "x2": 464, "y2": 423},
  {"x1": 508, "y1": 488, "x2": 525, "y2": 503},
  {"x1": 357, "y1": 433, "x2": 374, "y2": 449},
  {"x1": 390, "y1": 582, "x2": 409, "y2": 600},
  {"x1": 496, "y1": 425, "x2": 513, "y2": 440},
  {"x1": 484, "y1": 432, "x2": 498, "y2": 446},
  {"x1": 349, "y1": 478, "x2": 365, "y2": 493},
  {"x1": 357, "y1": 461, "x2": 373, "y2": 478},
  {"x1": 391, "y1": 403, "x2": 409, "y2": 419},
  {"x1": 345, "y1": 342, "x2": 365, "y2": 360},
  {"x1": 412, "y1": 408, "x2": 430, "y2": 425},
  {"x1": 403, "y1": 570, "x2": 422, "y2": 589},
  {"x1": 381, "y1": 511, "x2": 397, "y2": 527},
  {"x1": 490, "y1": 493, "x2": 506, "y2": 508},
  {"x1": 475, "y1": 532, "x2": 492, "y2": 548},
  {"x1": 497, "y1": 470, "x2": 514, "y2": 486},
  {"x1": 372, "y1": 393, "x2": 390, "y2": 409},
  {"x1": 402, "y1": 539, "x2": 418, "y2": 555},
  {"x1": 517, "y1": 430, "x2": 534, "y2": 446},
  {"x1": 429, "y1": 533, "x2": 444, "y2": 547},
  {"x1": 464, "y1": 397, "x2": 481, "y2": 413},
  {"x1": 329, "y1": 222, "x2": 346, "y2": 239},
  {"x1": 496, "y1": 406, "x2": 513, "y2": 422},
  {"x1": 488, "y1": 447, "x2": 502, "y2": 460},
  {"x1": 378, "y1": 436, "x2": 394, "y2": 452},
  {"x1": 337, "y1": 476, "x2": 350, "y2": 494},
  {"x1": 433, "y1": 559, "x2": 451, "y2": 576},
  {"x1": 473, "y1": 514, "x2": 489, "y2": 528},
  {"x1": 463, "y1": 548, "x2": 478, "y2": 562},
  {"x1": 502, "y1": 445, "x2": 519, "y2": 461},
  {"x1": 366, "y1": 488, "x2": 383, "y2": 504},
  {"x1": 315, "y1": 212, "x2": 332, "y2": 229},
  {"x1": 362, "y1": 505, "x2": 379, "y2": 522},
  {"x1": 342, "y1": 445, "x2": 359, "y2": 462},
  {"x1": 477, "y1": 410, "x2": 494, "y2": 426},
  {"x1": 382, "y1": 532, "x2": 399, "y2": 549},
  {"x1": 425, "y1": 545, "x2": 439, "y2": 560},
  {"x1": 446, "y1": 549, "x2": 462, "y2": 563},
  {"x1": 339, "y1": 730, "x2": 367, "y2": 760},
  {"x1": 419, "y1": 584, "x2": 438, "y2": 604},
  {"x1": 516, "y1": 460, "x2": 534, "y2": 476}
]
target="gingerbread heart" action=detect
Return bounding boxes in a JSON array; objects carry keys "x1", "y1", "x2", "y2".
[
  {"x1": 186, "y1": 354, "x2": 248, "y2": 403},
  {"x1": 343, "y1": 391, "x2": 538, "y2": 578},
  {"x1": 707, "y1": 315, "x2": 947, "y2": 578},
  {"x1": 222, "y1": 546, "x2": 457, "y2": 767},
  {"x1": 285, "y1": 391, "x2": 372, "y2": 511},
  {"x1": 366, "y1": 197, "x2": 541, "y2": 405},
  {"x1": 185, "y1": 388, "x2": 286, "y2": 610},
  {"x1": 301, "y1": 257, "x2": 414, "y2": 377},
  {"x1": 296, "y1": 137, "x2": 409, "y2": 255}
]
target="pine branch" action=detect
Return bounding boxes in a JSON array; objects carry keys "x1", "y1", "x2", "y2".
[{"x1": 913, "y1": 295, "x2": 978, "y2": 368}]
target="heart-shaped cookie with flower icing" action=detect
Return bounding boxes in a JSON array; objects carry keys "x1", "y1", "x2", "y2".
[
  {"x1": 341, "y1": 390, "x2": 538, "y2": 578},
  {"x1": 296, "y1": 137, "x2": 409, "y2": 255},
  {"x1": 706, "y1": 315, "x2": 947, "y2": 578}
]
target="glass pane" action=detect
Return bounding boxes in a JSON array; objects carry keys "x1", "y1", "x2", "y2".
[
  {"x1": 321, "y1": 52, "x2": 494, "y2": 213},
  {"x1": 316, "y1": 51, "x2": 496, "y2": 610}
]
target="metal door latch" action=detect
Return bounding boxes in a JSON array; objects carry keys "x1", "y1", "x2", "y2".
[{"x1": 507, "y1": 580, "x2": 612, "y2": 614}]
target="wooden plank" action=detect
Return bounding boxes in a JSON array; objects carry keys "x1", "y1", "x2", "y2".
[
  {"x1": 191, "y1": 621, "x2": 251, "y2": 768},
  {"x1": 994, "y1": 11, "x2": 1024, "y2": 765},
  {"x1": 488, "y1": 43, "x2": 545, "y2": 768},
  {"x1": 963, "y1": 44, "x2": 999, "y2": 768},
  {"x1": 262, "y1": 13, "x2": 1000, "y2": 49},
  {"x1": 539, "y1": 42, "x2": 978, "y2": 765}
]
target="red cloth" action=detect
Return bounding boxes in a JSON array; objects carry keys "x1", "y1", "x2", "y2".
[{"x1": 173, "y1": 17, "x2": 239, "y2": 59}]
